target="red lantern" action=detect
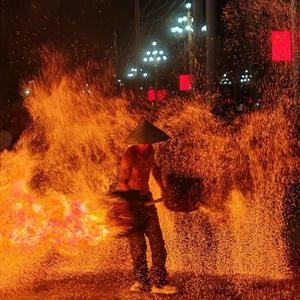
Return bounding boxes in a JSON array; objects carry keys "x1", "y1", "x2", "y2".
[
  {"x1": 147, "y1": 88, "x2": 156, "y2": 101},
  {"x1": 271, "y1": 31, "x2": 292, "y2": 61},
  {"x1": 179, "y1": 74, "x2": 191, "y2": 91}
]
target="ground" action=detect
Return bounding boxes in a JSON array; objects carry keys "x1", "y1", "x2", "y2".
[{"x1": 2, "y1": 271, "x2": 299, "y2": 300}]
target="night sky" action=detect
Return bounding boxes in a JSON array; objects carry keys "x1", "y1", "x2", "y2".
[{"x1": 0, "y1": 0, "x2": 227, "y2": 105}]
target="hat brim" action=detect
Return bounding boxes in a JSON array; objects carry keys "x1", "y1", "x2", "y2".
[{"x1": 124, "y1": 119, "x2": 170, "y2": 144}]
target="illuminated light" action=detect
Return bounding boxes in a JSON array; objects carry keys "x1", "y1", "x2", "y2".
[
  {"x1": 163, "y1": 55, "x2": 167, "y2": 60},
  {"x1": 185, "y1": 3, "x2": 192, "y2": 9},
  {"x1": 159, "y1": 50, "x2": 164, "y2": 55},
  {"x1": 147, "y1": 88, "x2": 156, "y2": 101},
  {"x1": 152, "y1": 50, "x2": 158, "y2": 55},
  {"x1": 80, "y1": 203, "x2": 87, "y2": 213},
  {"x1": 171, "y1": 27, "x2": 177, "y2": 33},
  {"x1": 24, "y1": 88, "x2": 31, "y2": 96},
  {"x1": 157, "y1": 57, "x2": 161, "y2": 61},
  {"x1": 271, "y1": 31, "x2": 292, "y2": 61},
  {"x1": 15, "y1": 202, "x2": 23, "y2": 209},
  {"x1": 178, "y1": 28, "x2": 183, "y2": 34},
  {"x1": 201, "y1": 25, "x2": 207, "y2": 32},
  {"x1": 182, "y1": 16, "x2": 188, "y2": 22},
  {"x1": 102, "y1": 228, "x2": 109, "y2": 237},
  {"x1": 179, "y1": 74, "x2": 191, "y2": 91},
  {"x1": 152, "y1": 41, "x2": 157, "y2": 46},
  {"x1": 149, "y1": 57, "x2": 154, "y2": 62},
  {"x1": 128, "y1": 73, "x2": 134, "y2": 77},
  {"x1": 32, "y1": 203, "x2": 42, "y2": 213},
  {"x1": 143, "y1": 73, "x2": 148, "y2": 77},
  {"x1": 144, "y1": 57, "x2": 148, "y2": 62},
  {"x1": 117, "y1": 79, "x2": 121, "y2": 83},
  {"x1": 146, "y1": 51, "x2": 151, "y2": 55},
  {"x1": 178, "y1": 17, "x2": 183, "y2": 23},
  {"x1": 185, "y1": 25, "x2": 193, "y2": 31},
  {"x1": 131, "y1": 68, "x2": 135, "y2": 72}
]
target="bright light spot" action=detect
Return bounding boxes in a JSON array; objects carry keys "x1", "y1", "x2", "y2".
[
  {"x1": 171, "y1": 27, "x2": 177, "y2": 33},
  {"x1": 144, "y1": 57, "x2": 148, "y2": 62},
  {"x1": 32, "y1": 203, "x2": 42, "y2": 213},
  {"x1": 15, "y1": 202, "x2": 23, "y2": 209},
  {"x1": 149, "y1": 57, "x2": 154, "y2": 62},
  {"x1": 146, "y1": 51, "x2": 151, "y2": 55},
  {"x1": 185, "y1": 3, "x2": 192, "y2": 9},
  {"x1": 159, "y1": 50, "x2": 164, "y2": 55},
  {"x1": 143, "y1": 73, "x2": 148, "y2": 77},
  {"x1": 128, "y1": 73, "x2": 134, "y2": 77},
  {"x1": 178, "y1": 17, "x2": 183, "y2": 23},
  {"x1": 163, "y1": 55, "x2": 167, "y2": 60},
  {"x1": 183, "y1": 16, "x2": 188, "y2": 22},
  {"x1": 185, "y1": 25, "x2": 192, "y2": 31},
  {"x1": 80, "y1": 203, "x2": 87, "y2": 213},
  {"x1": 102, "y1": 228, "x2": 109, "y2": 237},
  {"x1": 157, "y1": 57, "x2": 161, "y2": 61},
  {"x1": 24, "y1": 88, "x2": 31, "y2": 96},
  {"x1": 152, "y1": 41, "x2": 157, "y2": 46},
  {"x1": 178, "y1": 28, "x2": 183, "y2": 34},
  {"x1": 201, "y1": 25, "x2": 207, "y2": 32},
  {"x1": 131, "y1": 68, "x2": 135, "y2": 71},
  {"x1": 153, "y1": 50, "x2": 158, "y2": 55}
]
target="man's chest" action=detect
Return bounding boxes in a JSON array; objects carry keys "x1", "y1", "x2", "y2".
[{"x1": 132, "y1": 152, "x2": 154, "y2": 172}]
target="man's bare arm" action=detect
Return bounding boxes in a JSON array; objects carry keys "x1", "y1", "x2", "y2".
[{"x1": 152, "y1": 162, "x2": 165, "y2": 193}]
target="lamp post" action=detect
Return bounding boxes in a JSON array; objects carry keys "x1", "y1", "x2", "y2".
[
  {"x1": 126, "y1": 67, "x2": 149, "y2": 90},
  {"x1": 143, "y1": 41, "x2": 168, "y2": 90},
  {"x1": 171, "y1": 2, "x2": 194, "y2": 90}
]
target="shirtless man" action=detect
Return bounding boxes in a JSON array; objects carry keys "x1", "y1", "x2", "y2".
[{"x1": 118, "y1": 119, "x2": 178, "y2": 295}]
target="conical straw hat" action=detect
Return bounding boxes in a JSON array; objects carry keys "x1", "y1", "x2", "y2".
[{"x1": 125, "y1": 118, "x2": 170, "y2": 144}]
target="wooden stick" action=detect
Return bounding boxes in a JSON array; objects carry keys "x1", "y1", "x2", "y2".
[{"x1": 144, "y1": 197, "x2": 164, "y2": 206}]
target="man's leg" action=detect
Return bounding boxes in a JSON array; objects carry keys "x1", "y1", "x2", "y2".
[
  {"x1": 127, "y1": 230, "x2": 149, "y2": 286},
  {"x1": 145, "y1": 206, "x2": 168, "y2": 287}
]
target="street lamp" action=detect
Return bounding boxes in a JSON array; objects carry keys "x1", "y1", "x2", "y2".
[
  {"x1": 127, "y1": 67, "x2": 148, "y2": 79},
  {"x1": 170, "y1": 2, "x2": 194, "y2": 90},
  {"x1": 143, "y1": 41, "x2": 168, "y2": 66},
  {"x1": 143, "y1": 41, "x2": 168, "y2": 90},
  {"x1": 171, "y1": 3, "x2": 194, "y2": 35}
]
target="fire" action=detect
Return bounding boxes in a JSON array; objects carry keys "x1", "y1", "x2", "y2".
[
  {"x1": 0, "y1": 50, "x2": 298, "y2": 291},
  {"x1": 155, "y1": 95, "x2": 296, "y2": 279}
]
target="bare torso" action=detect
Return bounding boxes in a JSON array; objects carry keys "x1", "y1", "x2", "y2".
[{"x1": 118, "y1": 145, "x2": 155, "y2": 195}]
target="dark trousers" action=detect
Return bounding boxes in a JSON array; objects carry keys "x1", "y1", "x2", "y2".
[{"x1": 127, "y1": 203, "x2": 167, "y2": 287}]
